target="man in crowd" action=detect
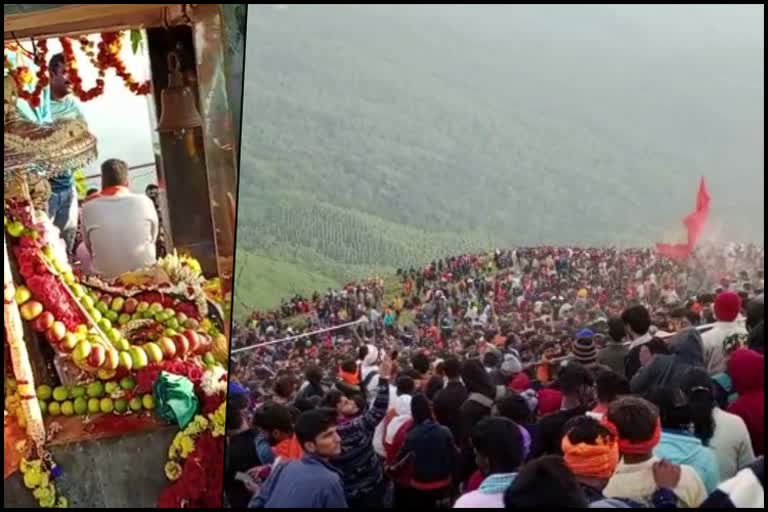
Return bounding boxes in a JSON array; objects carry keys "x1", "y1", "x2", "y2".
[
  {"x1": 47, "y1": 53, "x2": 85, "y2": 254},
  {"x1": 454, "y1": 417, "x2": 524, "y2": 508},
  {"x1": 602, "y1": 396, "x2": 708, "y2": 507},
  {"x1": 597, "y1": 317, "x2": 629, "y2": 377},
  {"x1": 703, "y1": 291, "x2": 748, "y2": 375},
  {"x1": 81, "y1": 159, "x2": 158, "y2": 278},
  {"x1": 250, "y1": 408, "x2": 347, "y2": 508},
  {"x1": 531, "y1": 362, "x2": 595, "y2": 458}
]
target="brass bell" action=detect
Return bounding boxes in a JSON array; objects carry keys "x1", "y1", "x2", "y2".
[{"x1": 156, "y1": 52, "x2": 202, "y2": 132}]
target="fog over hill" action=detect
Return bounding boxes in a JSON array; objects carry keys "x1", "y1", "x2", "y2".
[{"x1": 235, "y1": 4, "x2": 764, "y2": 312}]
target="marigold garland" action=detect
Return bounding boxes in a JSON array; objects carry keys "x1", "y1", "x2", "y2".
[
  {"x1": 20, "y1": 458, "x2": 68, "y2": 508},
  {"x1": 5, "y1": 39, "x2": 49, "y2": 108},
  {"x1": 59, "y1": 37, "x2": 104, "y2": 102},
  {"x1": 98, "y1": 32, "x2": 151, "y2": 96},
  {"x1": 4, "y1": 31, "x2": 152, "y2": 106}
]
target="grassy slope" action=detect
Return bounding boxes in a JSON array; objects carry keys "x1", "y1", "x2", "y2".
[{"x1": 232, "y1": 251, "x2": 340, "y2": 319}]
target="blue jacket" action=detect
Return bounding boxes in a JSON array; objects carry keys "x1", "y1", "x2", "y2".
[
  {"x1": 249, "y1": 455, "x2": 348, "y2": 508},
  {"x1": 654, "y1": 430, "x2": 720, "y2": 494}
]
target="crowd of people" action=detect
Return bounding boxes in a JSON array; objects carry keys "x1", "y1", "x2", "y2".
[{"x1": 227, "y1": 244, "x2": 764, "y2": 508}]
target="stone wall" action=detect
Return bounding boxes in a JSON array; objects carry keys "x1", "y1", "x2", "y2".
[{"x1": 5, "y1": 427, "x2": 175, "y2": 508}]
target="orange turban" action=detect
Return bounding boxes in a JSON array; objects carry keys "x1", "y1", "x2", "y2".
[{"x1": 561, "y1": 433, "x2": 619, "y2": 480}]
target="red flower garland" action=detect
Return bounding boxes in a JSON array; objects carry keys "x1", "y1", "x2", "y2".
[
  {"x1": 59, "y1": 37, "x2": 104, "y2": 102},
  {"x1": 56, "y1": 32, "x2": 151, "y2": 103},
  {"x1": 135, "y1": 360, "x2": 205, "y2": 394},
  {"x1": 99, "y1": 32, "x2": 152, "y2": 96},
  {"x1": 6, "y1": 39, "x2": 49, "y2": 108},
  {"x1": 158, "y1": 431, "x2": 224, "y2": 508}
]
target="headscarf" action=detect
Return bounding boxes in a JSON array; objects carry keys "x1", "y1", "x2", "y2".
[
  {"x1": 601, "y1": 416, "x2": 662, "y2": 455},
  {"x1": 561, "y1": 431, "x2": 620, "y2": 480},
  {"x1": 362, "y1": 344, "x2": 380, "y2": 368}
]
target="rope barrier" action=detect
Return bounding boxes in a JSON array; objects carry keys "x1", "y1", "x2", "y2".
[
  {"x1": 231, "y1": 318, "x2": 367, "y2": 354},
  {"x1": 232, "y1": 318, "x2": 719, "y2": 369}
]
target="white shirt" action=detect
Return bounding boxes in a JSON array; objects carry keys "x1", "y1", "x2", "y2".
[
  {"x1": 604, "y1": 456, "x2": 707, "y2": 508},
  {"x1": 710, "y1": 407, "x2": 756, "y2": 481},
  {"x1": 701, "y1": 321, "x2": 748, "y2": 375},
  {"x1": 81, "y1": 192, "x2": 158, "y2": 279}
]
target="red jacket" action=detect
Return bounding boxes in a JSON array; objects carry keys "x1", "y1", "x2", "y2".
[{"x1": 727, "y1": 349, "x2": 764, "y2": 456}]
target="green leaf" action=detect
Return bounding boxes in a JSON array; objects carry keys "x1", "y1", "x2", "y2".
[{"x1": 130, "y1": 29, "x2": 143, "y2": 55}]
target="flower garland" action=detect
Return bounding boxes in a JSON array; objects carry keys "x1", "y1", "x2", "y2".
[
  {"x1": 59, "y1": 37, "x2": 104, "y2": 102},
  {"x1": 98, "y1": 32, "x2": 151, "y2": 96},
  {"x1": 19, "y1": 458, "x2": 68, "y2": 508},
  {"x1": 4, "y1": 39, "x2": 49, "y2": 108},
  {"x1": 158, "y1": 401, "x2": 226, "y2": 508}
]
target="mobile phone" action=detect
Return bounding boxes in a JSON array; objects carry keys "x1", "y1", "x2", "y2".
[{"x1": 235, "y1": 472, "x2": 257, "y2": 487}]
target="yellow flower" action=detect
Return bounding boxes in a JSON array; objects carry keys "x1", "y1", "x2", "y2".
[
  {"x1": 208, "y1": 402, "x2": 226, "y2": 438},
  {"x1": 33, "y1": 484, "x2": 55, "y2": 507},
  {"x1": 195, "y1": 415, "x2": 209, "y2": 429},
  {"x1": 181, "y1": 256, "x2": 202, "y2": 277},
  {"x1": 55, "y1": 496, "x2": 69, "y2": 508},
  {"x1": 168, "y1": 444, "x2": 178, "y2": 460},
  {"x1": 179, "y1": 434, "x2": 196, "y2": 458},
  {"x1": 165, "y1": 461, "x2": 183, "y2": 481},
  {"x1": 23, "y1": 467, "x2": 43, "y2": 489},
  {"x1": 19, "y1": 69, "x2": 34, "y2": 85}
]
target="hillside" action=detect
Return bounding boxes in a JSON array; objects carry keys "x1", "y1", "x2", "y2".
[{"x1": 235, "y1": 5, "x2": 764, "y2": 315}]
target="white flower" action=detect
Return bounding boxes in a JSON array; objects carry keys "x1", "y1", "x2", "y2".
[{"x1": 200, "y1": 366, "x2": 227, "y2": 396}]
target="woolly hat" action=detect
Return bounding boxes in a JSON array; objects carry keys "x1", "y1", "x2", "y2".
[
  {"x1": 501, "y1": 353, "x2": 523, "y2": 376},
  {"x1": 714, "y1": 291, "x2": 742, "y2": 322},
  {"x1": 572, "y1": 337, "x2": 598, "y2": 367}
]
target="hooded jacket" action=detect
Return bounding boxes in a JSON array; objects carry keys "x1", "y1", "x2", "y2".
[
  {"x1": 373, "y1": 394, "x2": 412, "y2": 457},
  {"x1": 727, "y1": 349, "x2": 764, "y2": 456},
  {"x1": 654, "y1": 430, "x2": 720, "y2": 493},
  {"x1": 630, "y1": 328, "x2": 704, "y2": 397}
]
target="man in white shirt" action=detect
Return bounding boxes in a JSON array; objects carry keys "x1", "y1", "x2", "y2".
[
  {"x1": 81, "y1": 159, "x2": 159, "y2": 279},
  {"x1": 702, "y1": 291, "x2": 748, "y2": 375}
]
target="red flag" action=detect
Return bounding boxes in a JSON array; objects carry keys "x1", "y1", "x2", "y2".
[
  {"x1": 656, "y1": 177, "x2": 710, "y2": 260},
  {"x1": 656, "y1": 242, "x2": 691, "y2": 261}
]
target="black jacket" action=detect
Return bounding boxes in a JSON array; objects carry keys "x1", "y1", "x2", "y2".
[
  {"x1": 530, "y1": 405, "x2": 590, "y2": 458},
  {"x1": 630, "y1": 328, "x2": 705, "y2": 398},
  {"x1": 398, "y1": 420, "x2": 457, "y2": 485},
  {"x1": 625, "y1": 336, "x2": 669, "y2": 380},
  {"x1": 433, "y1": 381, "x2": 468, "y2": 442}
]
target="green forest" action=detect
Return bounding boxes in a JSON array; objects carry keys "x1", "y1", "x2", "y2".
[{"x1": 234, "y1": 5, "x2": 764, "y2": 317}]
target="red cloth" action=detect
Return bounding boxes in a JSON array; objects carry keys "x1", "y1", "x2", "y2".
[
  {"x1": 537, "y1": 388, "x2": 562, "y2": 417},
  {"x1": 466, "y1": 470, "x2": 484, "y2": 492},
  {"x1": 602, "y1": 417, "x2": 662, "y2": 455},
  {"x1": 273, "y1": 435, "x2": 303, "y2": 460},
  {"x1": 656, "y1": 177, "x2": 710, "y2": 260},
  {"x1": 727, "y1": 349, "x2": 764, "y2": 456},
  {"x1": 509, "y1": 372, "x2": 531, "y2": 392},
  {"x1": 84, "y1": 185, "x2": 130, "y2": 203}
]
